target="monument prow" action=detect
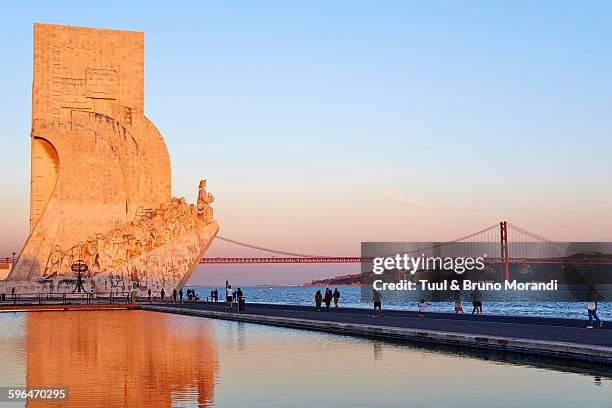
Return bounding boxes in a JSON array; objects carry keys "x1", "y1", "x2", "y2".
[{"x1": 4, "y1": 23, "x2": 217, "y2": 295}]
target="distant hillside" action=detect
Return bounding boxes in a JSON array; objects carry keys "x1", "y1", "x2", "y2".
[
  {"x1": 303, "y1": 274, "x2": 362, "y2": 286},
  {"x1": 304, "y1": 271, "x2": 408, "y2": 286}
]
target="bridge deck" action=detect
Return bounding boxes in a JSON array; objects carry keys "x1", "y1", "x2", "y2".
[{"x1": 141, "y1": 301, "x2": 612, "y2": 365}]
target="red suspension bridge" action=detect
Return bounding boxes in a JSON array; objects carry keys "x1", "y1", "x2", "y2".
[
  {"x1": 2, "y1": 221, "x2": 609, "y2": 276},
  {"x1": 201, "y1": 221, "x2": 605, "y2": 266}
]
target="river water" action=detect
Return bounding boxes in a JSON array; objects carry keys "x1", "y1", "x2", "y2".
[
  {"x1": 0, "y1": 310, "x2": 609, "y2": 407},
  {"x1": 191, "y1": 285, "x2": 611, "y2": 320}
]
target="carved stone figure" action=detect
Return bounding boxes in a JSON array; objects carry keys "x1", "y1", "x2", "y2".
[
  {"x1": 60, "y1": 245, "x2": 79, "y2": 275},
  {"x1": 83, "y1": 237, "x2": 99, "y2": 274},
  {"x1": 43, "y1": 245, "x2": 63, "y2": 277},
  {"x1": 197, "y1": 180, "x2": 215, "y2": 223}
]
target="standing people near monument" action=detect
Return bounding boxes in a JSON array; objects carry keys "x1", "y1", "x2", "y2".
[
  {"x1": 586, "y1": 285, "x2": 603, "y2": 329},
  {"x1": 471, "y1": 289, "x2": 483, "y2": 314},
  {"x1": 333, "y1": 288, "x2": 341, "y2": 309},
  {"x1": 148, "y1": 288, "x2": 152, "y2": 302},
  {"x1": 418, "y1": 298, "x2": 431, "y2": 319},
  {"x1": 315, "y1": 290, "x2": 322, "y2": 311},
  {"x1": 172, "y1": 288, "x2": 177, "y2": 303},
  {"x1": 160, "y1": 288, "x2": 166, "y2": 303},
  {"x1": 214, "y1": 289, "x2": 219, "y2": 302},
  {"x1": 179, "y1": 289, "x2": 183, "y2": 303},
  {"x1": 226, "y1": 285, "x2": 234, "y2": 309},
  {"x1": 323, "y1": 288, "x2": 332, "y2": 312},
  {"x1": 372, "y1": 289, "x2": 383, "y2": 317}
]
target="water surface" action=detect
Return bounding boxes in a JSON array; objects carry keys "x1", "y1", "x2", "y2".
[{"x1": 0, "y1": 311, "x2": 609, "y2": 407}]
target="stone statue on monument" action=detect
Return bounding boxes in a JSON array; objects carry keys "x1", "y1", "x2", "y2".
[{"x1": 197, "y1": 180, "x2": 215, "y2": 223}]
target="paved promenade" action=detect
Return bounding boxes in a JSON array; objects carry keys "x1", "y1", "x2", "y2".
[{"x1": 141, "y1": 301, "x2": 612, "y2": 365}]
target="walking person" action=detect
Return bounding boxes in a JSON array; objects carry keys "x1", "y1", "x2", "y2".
[
  {"x1": 418, "y1": 298, "x2": 431, "y2": 319},
  {"x1": 323, "y1": 288, "x2": 332, "y2": 312},
  {"x1": 160, "y1": 288, "x2": 166, "y2": 303},
  {"x1": 226, "y1": 285, "x2": 234, "y2": 309},
  {"x1": 454, "y1": 290, "x2": 463, "y2": 314},
  {"x1": 315, "y1": 290, "x2": 322, "y2": 311},
  {"x1": 172, "y1": 288, "x2": 177, "y2": 303},
  {"x1": 333, "y1": 288, "x2": 341, "y2": 309},
  {"x1": 372, "y1": 289, "x2": 383, "y2": 317},
  {"x1": 470, "y1": 289, "x2": 483, "y2": 314},
  {"x1": 586, "y1": 285, "x2": 603, "y2": 329}
]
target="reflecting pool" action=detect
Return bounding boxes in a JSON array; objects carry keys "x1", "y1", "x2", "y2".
[{"x1": 0, "y1": 311, "x2": 609, "y2": 407}]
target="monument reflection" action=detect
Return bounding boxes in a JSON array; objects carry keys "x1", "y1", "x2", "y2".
[{"x1": 25, "y1": 311, "x2": 218, "y2": 407}]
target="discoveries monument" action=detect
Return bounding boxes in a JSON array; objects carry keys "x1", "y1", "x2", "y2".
[{"x1": 2, "y1": 23, "x2": 218, "y2": 295}]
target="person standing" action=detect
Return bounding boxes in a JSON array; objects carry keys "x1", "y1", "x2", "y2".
[
  {"x1": 418, "y1": 298, "x2": 431, "y2": 319},
  {"x1": 214, "y1": 289, "x2": 219, "y2": 302},
  {"x1": 454, "y1": 290, "x2": 463, "y2": 314},
  {"x1": 372, "y1": 289, "x2": 382, "y2": 317},
  {"x1": 226, "y1": 285, "x2": 234, "y2": 309},
  {"x1": 148, "y1": 288, "x2": 152, "y2": 302},
  {"x1": 586, "y1": 285, "x2": 603, "y2": 329},
  {"x1": 179, "y1": 289, "x2": 183, "y2": 303},
  {"x1": 172, "y1": 288, "x2": 177, "y2": 303},
  {"x1": 470, "y1": 289, "x2": 483, "y2": 314},
  {"x1": 323, "y1": 288, "x2": 332, "y2": 312},
  {"x1": 333, "y1": 288, "x2": 341, "y2": 309},
  {"x1": 315, "y1": 290, "x2": 322, "y2": 311},
  {"x1": 160, "y1": 288, "x2": 166, "y2": 303}
]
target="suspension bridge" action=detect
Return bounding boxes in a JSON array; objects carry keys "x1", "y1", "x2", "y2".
[
  {"x1": 201, "y1": 221, "x2": 604, "y2": 267},
  {"x1": 2, "y1": 221, "x2": 609, "y2": 275}
]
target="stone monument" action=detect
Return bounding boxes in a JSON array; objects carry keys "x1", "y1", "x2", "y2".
[{"x1": 3, "y1": 23, "x2": 218, "y2": 295}]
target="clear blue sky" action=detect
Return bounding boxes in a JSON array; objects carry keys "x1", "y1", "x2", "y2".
[{"x1": 1, "y1": 1, "x2": 611, "y2": 284}]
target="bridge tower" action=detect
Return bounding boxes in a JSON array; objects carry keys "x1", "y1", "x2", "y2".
[{"x1": 500, "y1": 221, "x2": 509, "y2": 281}]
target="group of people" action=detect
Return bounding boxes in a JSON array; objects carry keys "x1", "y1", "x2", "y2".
[
  {"x1": 370, "y1": 286, "x2": 604, "y2": 328},
  {"x1": 209, "y1": 289, "x2": 219, "y2": 302},
  {"x1": 223, "y1": 283, "x2": 244, "y2": 310},
  {"x1": 370, "y1": 288, "x2": 485, "y2": 319},
  {"x1": 314, "y1": 288, "x2": 341, "y2": 311},
  {"x1": 452, "y1": 289, "x2": 483, "y2": 315},
  {"x1": 154, "y1": 283, "x2": 604, "y2": 329},
  {"x1": 153, "y1": 287, "x2": 200, "y2": 303}
]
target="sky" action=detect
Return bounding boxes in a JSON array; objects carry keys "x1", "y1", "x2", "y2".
[{"x1": 1, "y1": 1, "x2": 611, "y2": 284}]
